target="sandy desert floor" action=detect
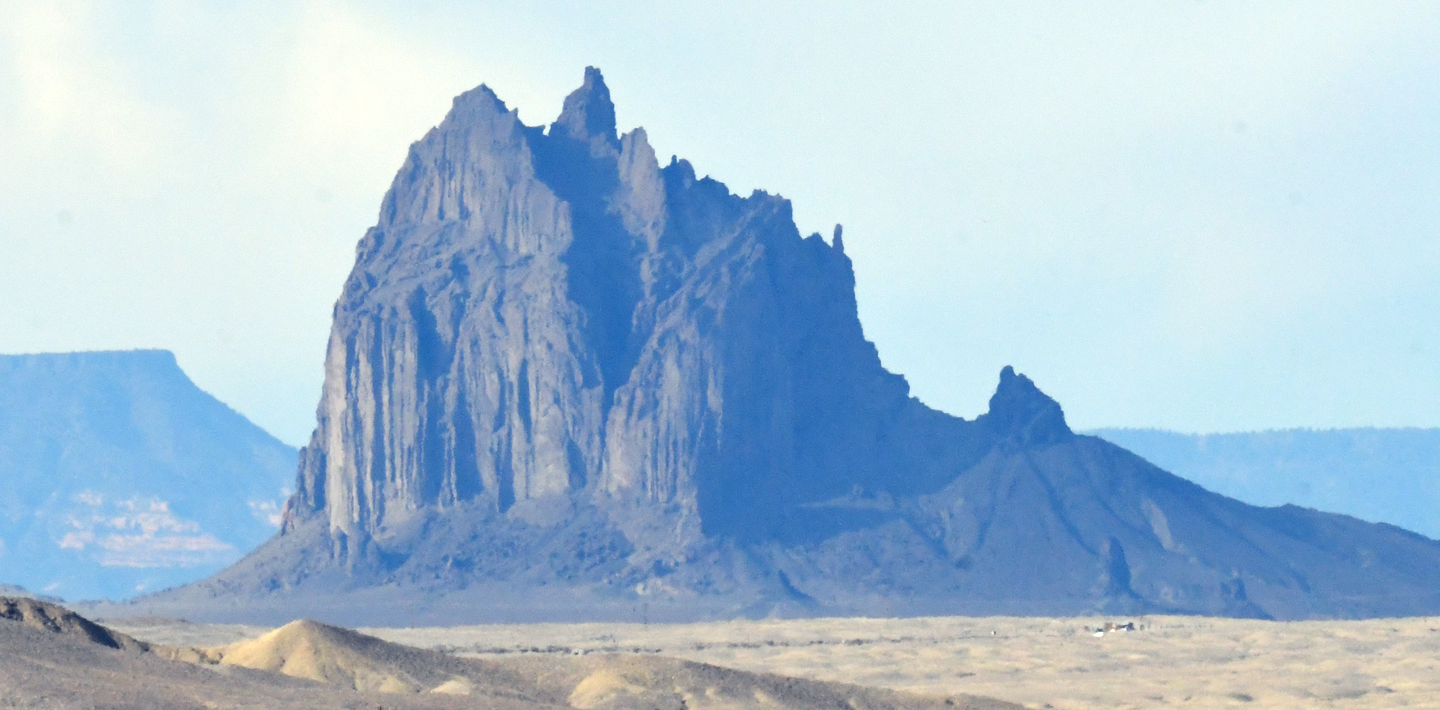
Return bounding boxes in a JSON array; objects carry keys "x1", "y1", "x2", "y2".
[{"x1": 109, "y1": 614, "x2": 1440, "y2": 709}]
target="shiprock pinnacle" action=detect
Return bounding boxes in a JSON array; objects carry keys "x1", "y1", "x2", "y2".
[{"x1": 130, "y1": 69, "x2": 1440, "y2": 625}]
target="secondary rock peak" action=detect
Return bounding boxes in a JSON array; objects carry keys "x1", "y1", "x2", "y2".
[
  {"x1": 984, "y1": 366, "x2": 1072, "y2": 447},
  {"x1": 551, "y1": 66, "x2": 618, "y2": 145},
  {"x1": 444, "y1": 83, "x2": 510, "y2": 123}
]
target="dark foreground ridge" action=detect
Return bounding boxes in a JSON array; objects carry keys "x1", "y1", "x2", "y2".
[
  {"x1": 111, "y1": 68, "x2": 1440, "y2": 625},
  {"x1": 1, "y1": 596, "x2": 149, "y2": 651}
]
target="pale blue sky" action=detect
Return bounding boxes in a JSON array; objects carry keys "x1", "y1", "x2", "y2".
[{"x1": 2, "y1": 1, "x2": 1437, "y2": 446}]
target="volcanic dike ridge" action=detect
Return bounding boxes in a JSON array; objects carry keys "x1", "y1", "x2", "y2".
[{"x1": 137, "y1": 68, "x2": 1440, "y2": 625}]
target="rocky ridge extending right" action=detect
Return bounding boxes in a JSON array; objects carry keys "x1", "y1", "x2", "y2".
[{"x1": 124, "y1": 68, "x2": 1440, "y2": 625}]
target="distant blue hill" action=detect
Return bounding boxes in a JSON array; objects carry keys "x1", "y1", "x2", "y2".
[
  {"x1": 0, "y1": 350, "x2": 296, "y2": 601},
  {"x1": 1090, "y1": 428, "x2": 1440, "y2": 539}
]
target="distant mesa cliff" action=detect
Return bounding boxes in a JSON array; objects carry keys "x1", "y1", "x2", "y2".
[
  {"x1": 0, "y1": 350, "x2": 296, "y2": 602},
  {"x1": 134, "y1": 68, "x2": 1440, "y2": 624}
]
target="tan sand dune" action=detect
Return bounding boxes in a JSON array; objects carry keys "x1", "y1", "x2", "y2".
[
  {"x1": 4, "y1": 593, "x2": 1015, "y2": 708},
  {"x1": 356, "y1": 614, "x2": 1440, "y2": 709},
  {"x1": 211, "y1": 618, "x2": 564, "y2": 701},
  {"x1": 218, "y1": 619, "x2": 430, "y2": 692},
  {"x1": 97, "y1": 607, "x2": 1440, "y2": 708},
  {"x1": 0, "y1": 608, "x2": 529, "y2": 709},
  {"x1": 204, "y1": 617, "x2": 1016, "y2": 709},
  {"x1": 495, "y1": 652, "x2": 1018, "y2": 710}
]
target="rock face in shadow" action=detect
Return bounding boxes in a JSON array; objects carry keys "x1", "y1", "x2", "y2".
[{"x1": 135, "y1": 68, "x2": 1440, "y2": 624}]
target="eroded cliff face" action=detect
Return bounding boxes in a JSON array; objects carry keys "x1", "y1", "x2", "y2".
[
  {"x1": 285, "y1": 68, "x2": 985, "y2": 558},
  {"x1": 290, "y1": 79, "x2": 602, "y2": 552}
]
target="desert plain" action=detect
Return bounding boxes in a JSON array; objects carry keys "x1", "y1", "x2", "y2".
[{"x1": 104, "y1": 612, "x2": 1440, "y2": 709}]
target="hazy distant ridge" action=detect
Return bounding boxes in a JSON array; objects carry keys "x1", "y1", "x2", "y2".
[
  {"x1": 1091, "y1": 427, "x2": 1440, "y2": 539},
  {"x1": 0, "y1": 350, "x2": 296, "y2": 600}
]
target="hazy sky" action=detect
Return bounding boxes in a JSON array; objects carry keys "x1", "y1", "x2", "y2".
[{"x1": 2, "y1": 1, "x2": 1437, "y2": 446}]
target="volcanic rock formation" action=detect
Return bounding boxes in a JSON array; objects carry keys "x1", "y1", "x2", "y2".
[{"x1": 137, "y1": 68, "x2": 1440, "y2": 624}]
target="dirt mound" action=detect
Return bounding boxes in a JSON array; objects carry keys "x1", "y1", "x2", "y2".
[
  {"x1": 217, "y1": 619, "x2": 434, "y2": 692},
  {"x1": 2, "y1": 605, "x2": 1018, "y2": 709},
  {"x1": 0, "y1": 617, "x2": 533, "y2": 710},
  {"x1": 0, "y1": 595, "x2": 149, "y2": 651},
  {"x1": 209, "y1": 618, "x2": 1016, "y2": 709},
  {"x1": 212, "y1": 619, "x2": 559, "y2": 702},
  {"x1": 530, "y1": 653, "x2": 1017, "y2": 710}
]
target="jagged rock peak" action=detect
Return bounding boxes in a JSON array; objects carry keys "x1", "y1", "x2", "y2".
[
  {"x1": 983, "y1": 366, "x2": 1072, "y2": 446},
  {"x1": 551, "y1": 66, "x2": 618, "y2": 145},
  {"x1": 447, "y1": 83, "x2": 509, "y2": 120}
]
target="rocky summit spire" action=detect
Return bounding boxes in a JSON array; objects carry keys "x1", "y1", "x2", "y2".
[
  {"x1": 983, "y1": 365, "x2": 1072, "y2": 447},
  {"x1": 551, "y1": 66, "x2": 618, "y2": 145},
  {"x1": 161, "y1": 68, "x2": 1440, "y2": 626}
]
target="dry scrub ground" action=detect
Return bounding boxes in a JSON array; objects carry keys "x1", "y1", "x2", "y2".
[{"x1": 111, "y1": 614, "x2": 1440, "y2": 709}]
